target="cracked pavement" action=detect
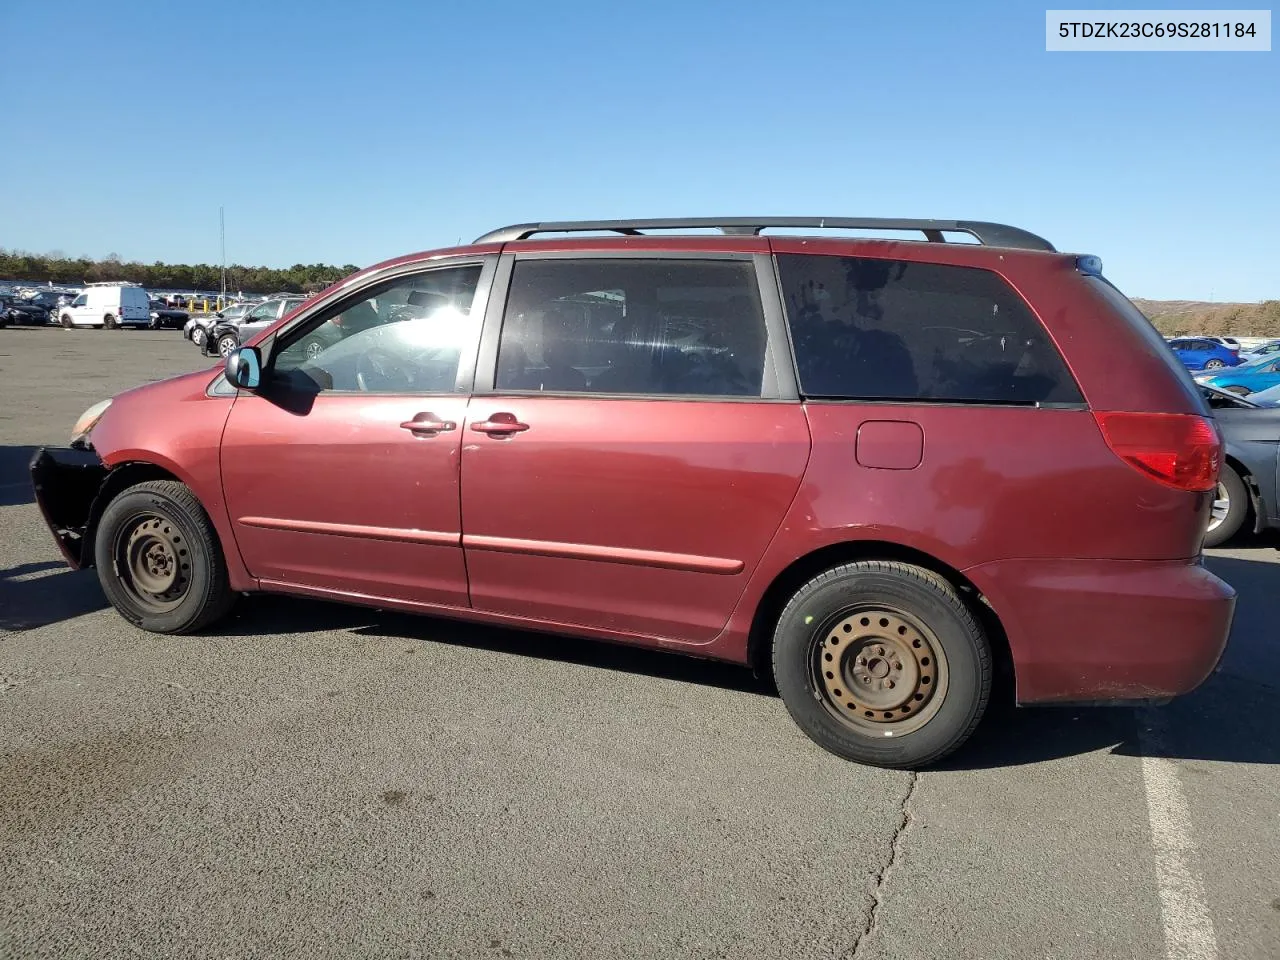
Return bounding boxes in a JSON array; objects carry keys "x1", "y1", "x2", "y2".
[{"x1": 2, "y1": 328, "x2": 1279, "y2": 959}]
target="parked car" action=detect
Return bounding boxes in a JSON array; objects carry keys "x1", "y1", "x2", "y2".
[
  {"x1": 1205, "y1": 336, "x2": 1242, "y2": 352},
  {"x1": 1199, "y1": 353, "x2": 1280, "y2": 396},
  {"x1": 57, "y1": 282, "x2": 151, "y2": 328},
  {"x1": 0, "y1": 294, "x2": 50, "y2": 325},
  {"x1": 148, "y1": 298, "x2": 191, "y2": 330},
  {"x1": 24, "y1": 290, "x2": 70, "y2": 316},
  {"x1": 1198, "y1": 383, "x2": 1280, "y2": 546},
  {"x1": 1237, "y1": 338, "x2": 1280, "y2": 362},
  {"x1": 204, "y1": 296, "x2": 306, "y2": 356},
  {"x1": 1167, "y1": 337, "x2": 1245, "y2": 371},
  {"x1": 28, "y1": 216, "x2": 1235, "y2": 770},
  {"x1": 185, "y1": 302, "x2": 249, "y2": 348}
]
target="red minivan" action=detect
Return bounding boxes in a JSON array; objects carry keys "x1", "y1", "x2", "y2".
[{"x1": 30, "y1": 218, "x2": 1235, "y2": 768}]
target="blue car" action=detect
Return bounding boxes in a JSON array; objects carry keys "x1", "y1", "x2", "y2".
[
  {"x1": 1202, "y1": 353, "x2": 1280, "y2": 395},
  {"x1": 1167, "y1": 337, "x2": 1244, "y2": 371}
]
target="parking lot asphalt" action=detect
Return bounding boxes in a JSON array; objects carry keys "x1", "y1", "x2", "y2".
[{"x1": 1, "y1": 325, "x2": 1278, "y2": 960}]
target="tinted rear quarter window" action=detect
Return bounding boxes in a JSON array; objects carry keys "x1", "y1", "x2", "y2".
[{"x1": 776, "y1": 254, "x2": 1082, "y2": 404}]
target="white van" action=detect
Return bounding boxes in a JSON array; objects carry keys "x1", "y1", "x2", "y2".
[{"x1": 58, "y1": 282, "x2": 151, "y2": 329}]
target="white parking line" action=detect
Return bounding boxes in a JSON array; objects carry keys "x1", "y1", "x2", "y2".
[{"x1": 1140, "y1": 711, "x2": 1218, "y2": 960}]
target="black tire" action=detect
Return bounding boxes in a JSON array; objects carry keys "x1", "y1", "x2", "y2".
[
  {"x1": 104, "y1": 313, "x2": 117, "y2": 329},
  {"x1": 61, "y1": 313, "x2": 73, "y2": 328},
  {"x1": 216, "y1": 333, "x2": 239, "y2": 357},
  {"x1": 93, "y1": 480, "x2": 235, "y2": 634},
  {"x1": 1203, "y1": 465, "x2": 1248, "y2": 548},
  {"x1": 772, "y1": 561, "x2": 991, "y2": 769},
  {"x1": 191, "y1": 327, "x2": 207, "y2": 348}
]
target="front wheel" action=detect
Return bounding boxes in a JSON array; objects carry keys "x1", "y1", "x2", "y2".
[
  {"x1": 772, "y1": 561, "x2": 991, "y2": 769},
  {"x1": 104, "y1": 313, "x2": 118, "y2": 329},
  {"x1": 61, "y1": 314, "x2": 73, "y2": 328},
  {"x1": 217, "y1": 333, "x2": 239, "y2": 357},
  {"x1": 1203, "y1": 466, "x2": 1248, "y2": 548},
  {"x1": 94, "y1": 480, "x2": 235, "y2": 633}
]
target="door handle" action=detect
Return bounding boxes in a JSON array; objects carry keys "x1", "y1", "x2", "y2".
[
  {"x1": 470, "y1": 413, "x2": 530, "y2": 436},
  {"x1": 399, "y1": 413, "x2": 456, "y2": 436}
]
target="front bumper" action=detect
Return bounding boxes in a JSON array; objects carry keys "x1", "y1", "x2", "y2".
[
  {"x1": 29, "y1": 446, "x2": 108, "y2": 568},
  {"x1": 965, "y1": 557, "x2": 1236, "y2": 703}
]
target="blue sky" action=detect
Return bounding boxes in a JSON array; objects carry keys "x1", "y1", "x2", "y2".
[{"x1": 0, "y1": 0, "x2": 1275, "y2": 300}]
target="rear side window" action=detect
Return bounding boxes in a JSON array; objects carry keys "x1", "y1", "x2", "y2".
[
  {"x1": 496, "y1": 259, "x2": 768, "y2": 397},
  {"x1": 776, "y1": 254, "x2": 1083, "y2": 404}
]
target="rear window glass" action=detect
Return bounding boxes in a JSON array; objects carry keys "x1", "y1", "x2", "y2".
[{"x1": 776, "y1": 254, "x2": 1083, "y2": 404}]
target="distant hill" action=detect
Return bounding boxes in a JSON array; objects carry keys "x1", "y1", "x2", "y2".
[{"x1": 1134, "y1": 298, "x2": 1280, "y2": 339}]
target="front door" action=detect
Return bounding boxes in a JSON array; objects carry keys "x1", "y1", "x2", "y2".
[
  {"x1": 220, "y1": 259, "x2": 493, "y2": 608},
  {"x1": 460, "y1": 254, "x2": 810, "y2": 643}
]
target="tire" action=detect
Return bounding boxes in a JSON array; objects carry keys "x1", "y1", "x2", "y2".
[
  {"x1": 61, "y1": 314, "x2": 73, "y2": 328},
  {"x1": 93, "y1": 480, "x2": 235, "y2": 634},
  {"x1": 191, "y1": 327, "x2": 207, "y2": 348},
  {"x1": 1203, "y1": 465, "x2": 1248, "y2": 548},
  {"x1": 772, "y1": 561, "x2": 991, "y2": 769},
  {"x1": 104, "y1": 314, "x2": 118, "y2": 329},
  {"x1": 217, "y1": 333, "x2": 238, "y2": 357},
  {"x1": 1203, "y1": 359, "x2": 1225, "y2": 369}
]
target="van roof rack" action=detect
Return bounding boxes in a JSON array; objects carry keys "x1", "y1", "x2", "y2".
[
  {"x1": 473, "y1": 217, "x2": 1056, "y2": 252},
  {"x1": 84, "y1": 280, "x2": 144, "y2": 287}
]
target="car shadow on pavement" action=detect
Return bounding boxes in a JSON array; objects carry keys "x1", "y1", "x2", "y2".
[
  {"x1": 944, "y1": 551, "x2": 1280, "y2": 770},
  {"x1": 0, "y1": 561, "x2": 108, "y2": 632},
  {"x1": 219, "y1": 594, "x2": 774, "y2": 697},
  {"x1": 0, "y1": 445, "x2": 39, "y2": 506}
]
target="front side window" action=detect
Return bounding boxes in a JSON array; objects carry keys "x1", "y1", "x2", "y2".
[
  {"x1": 777, "y1": 254, "x2": 1083, "y2": 405},
  {"x1": 495, "y1": 259, "x2": 768, "y2": 397},
  {"x1": 245, "y1": 300, "x2": 280, "y2": 322},
  {"x1": 72, "y1": 295, "x2": 86, "y2": 307},
  {"x1": 271, "y1": 264, "x2": 482, "y2": 394}
]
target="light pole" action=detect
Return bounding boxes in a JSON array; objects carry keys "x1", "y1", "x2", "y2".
[{"x1": 220, "y1": 206, "x2": 227, "y2": 307}]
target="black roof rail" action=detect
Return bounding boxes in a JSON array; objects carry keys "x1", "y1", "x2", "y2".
[{"x1": 472, "y1": 217, "x2": 1056, "y2": 252}]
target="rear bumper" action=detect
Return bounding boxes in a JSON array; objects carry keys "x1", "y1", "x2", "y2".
[
  {"x1": 964, "y1": 557, "x2": 1235, "y2": 703},
  {"x1": 29, "y1": 446, "x2": 108, "y2": 569}
]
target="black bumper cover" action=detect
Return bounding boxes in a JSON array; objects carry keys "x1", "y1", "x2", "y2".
[{"x1": 29, "y1": 446, "x2": 109, "y2": 568}]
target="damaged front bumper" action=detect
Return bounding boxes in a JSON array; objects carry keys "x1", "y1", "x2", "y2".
[{"x1": 29, "y1": 446, "x2": 109, "y2": 569}]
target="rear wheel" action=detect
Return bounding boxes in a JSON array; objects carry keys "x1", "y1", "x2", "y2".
[
  {"x1": 94, "y1": 480, "x2": 235, "y2": 633},
  {"x1": 1204, "y1": 358, "x2": 1225, "y2": 369},
  {"x1": 1203, "y1": 465, "x2": 1248, "y2": 548},
  {"x1": 772, "y1": 561, "x2": 991, "y2": 769}
]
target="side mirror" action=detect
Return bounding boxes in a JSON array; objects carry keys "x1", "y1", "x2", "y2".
[{"x1": 225, "y1": 346, "x2": 262, "y2": 390}]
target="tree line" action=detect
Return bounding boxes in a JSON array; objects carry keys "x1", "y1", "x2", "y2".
[
  {"x1": 0, "y1": 249, "x2": 361, "y2": 295},
  {"x1": 1137, "y1": 299, "x2": 1280, "y2": 339}
]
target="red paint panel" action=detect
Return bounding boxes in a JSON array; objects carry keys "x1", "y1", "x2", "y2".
[
  {"x1": 221, "y1": 392, "x2": 470, "y2": 606},
  {"x1": 964, "y1": 557, "x2": 1234, "y2": 701},
  {"x1": 460, "y1": 397, "x2": 810, "y2": 641}
]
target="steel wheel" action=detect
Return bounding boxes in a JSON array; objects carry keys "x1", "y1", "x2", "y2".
[
  {"x1": 113, "y1": 513, "x2": 192, "y2": 613},
  {"x1": 812, "y1": 606, "x2": 949, "y2": 735}
]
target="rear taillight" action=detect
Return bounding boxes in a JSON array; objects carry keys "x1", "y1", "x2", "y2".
[{"x1": 1093, "y1": 412, "x2": 1222, "y2": 492}]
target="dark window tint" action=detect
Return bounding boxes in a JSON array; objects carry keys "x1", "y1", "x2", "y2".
[
  {"x1": 496, "y1": 259, "x2": 768, "y2": 397},
  {"x1": 777, "y1": 254, "x2": 1083, "y2": 404}
]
